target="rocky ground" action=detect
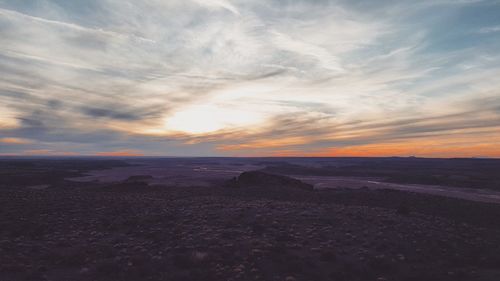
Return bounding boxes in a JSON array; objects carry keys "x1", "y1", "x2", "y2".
[{"x1": 1, "y1": 179, "x2": 500, "y2": 281}]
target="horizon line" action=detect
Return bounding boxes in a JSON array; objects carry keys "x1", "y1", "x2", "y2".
[{"x1": 0, "y1": 155, "x2": 498, "y2": 160}]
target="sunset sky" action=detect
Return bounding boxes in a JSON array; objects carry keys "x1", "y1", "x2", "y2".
[{"x1": 1, "y1": 0, "x2": 499, "y2": 157}]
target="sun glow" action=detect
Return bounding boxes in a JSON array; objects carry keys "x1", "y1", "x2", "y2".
[
  {"x1": 164, "y1": 105, "x2": 264, "y2": 134},
  {"x1": 0, "y1": 106, "x2": 20, "y2": 129}
]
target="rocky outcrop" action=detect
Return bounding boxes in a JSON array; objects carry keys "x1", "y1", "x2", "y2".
[{"x1": 225, "y1": 171, "x2": 314, "y2": 191}]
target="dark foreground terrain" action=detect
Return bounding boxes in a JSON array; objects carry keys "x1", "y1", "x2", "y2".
[{"x1": 1, "y1": 157, "x2": 500, "y2": 281}]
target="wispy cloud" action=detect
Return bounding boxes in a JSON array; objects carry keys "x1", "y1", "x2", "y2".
[
  {"x1": 0, "y1": 0, "x2": 499, "y2": 157},
  {"x1": 0, "y1": 137, "x2": 33, "y2": 144},
  {"x1": 193, "y1": 0, "x2": 241, "y2": 15},
  {"x1": 95, "y1": 150, "x2": 144, "y2": 157},
  {"x1": 478, "y1": 25, "x2": 500, "y2": 33}
]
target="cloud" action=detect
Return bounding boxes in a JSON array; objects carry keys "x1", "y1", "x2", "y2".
[
  {"x1": 0, "y1": 137, "x2": 33, "y2": 144},
  {"x1": 19, "y1": 149, "x2": 78, "y2": 156},
  {"x1": 209, "y1": 94, "x2": 500, "y2": 155},
  {"x1": 193, "y1": 0, "x2": 240, "y2": 15},
  {"x1": 94, "y1": 150, "x2": 144, "y2": 157},
  {"x1": 0, "y1": 0, "x2": 499, "y2": 157},
  {"x1": 478, "y1": 25, "x2": 500, "y2": 34},
  {"x1": 79, "y1": 105, "x2": 164, "y2": 121},
  {"x1": 269, "y1": 31, "x2": 344, "y2": 73}
]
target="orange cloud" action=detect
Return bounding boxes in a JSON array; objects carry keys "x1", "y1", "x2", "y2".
[
  {"x1": 217, "y1": 136, "x2": 310, "y2": 151},
  {"x1": 21, "y1": 149, "x2": 80, "y2": 156},
  {"x1": 217, "y1": 123, "x2": 500, "y2": 158},
  {"x1": 331, "y1": 143, "x2": 500, "y2": 158},
  {"x1": 95, "y1": 150, "x2": 144, "y2": 157},
  {"x1": 268, "y1": 139, "x2": 500, "y2": 158},
  {"x1": 0, "y1": 137, "x2": 33, "y2": 144}
]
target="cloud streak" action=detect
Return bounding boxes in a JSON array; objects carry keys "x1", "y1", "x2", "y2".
[{"x1": 0, "y1": 0, "x2": 499, "y2": 157}]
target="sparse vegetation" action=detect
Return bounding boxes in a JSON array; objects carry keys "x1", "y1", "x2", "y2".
[{"x1": 1, "y1": 158, "x2": 500, "y2": 280}]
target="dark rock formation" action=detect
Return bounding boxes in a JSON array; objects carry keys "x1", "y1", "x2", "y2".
[{"x1": 225, "y1": 171, "x2": 314, "y2": 191}]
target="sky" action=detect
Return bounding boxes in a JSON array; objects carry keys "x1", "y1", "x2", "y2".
[{"x1": 0, "y1": 0, "x2": 499, "y2": 157}]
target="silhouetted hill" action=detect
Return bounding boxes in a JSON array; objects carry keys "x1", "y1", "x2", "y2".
[{"x1": 225, "y1": 171, "x2": 314, "y2": 191}]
